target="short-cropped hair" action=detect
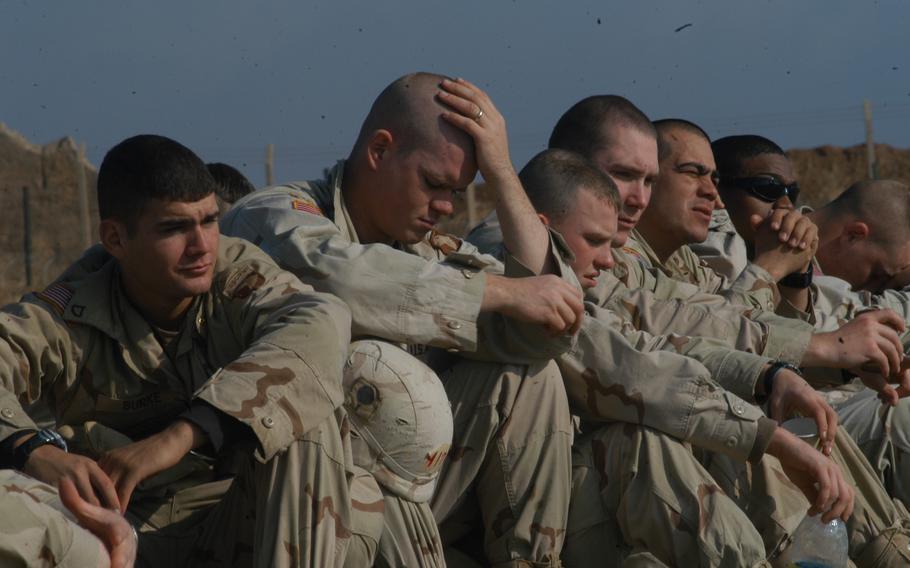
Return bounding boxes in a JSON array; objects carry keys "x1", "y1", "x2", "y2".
[
  {"x1": 98, "y1": 134, "x2": 217, "y2": 230},
  {"x1": 548, "y1": 95, "x2": 655, "y2": 157},
  {"x1": 207, "y1": 162, "x2": 256, "y2": 205},
  {"x1": 711, "y1": 135, "x2": 785, "y2": 179},
  {"x1": 519, "y1": 148, "x2": 620, "y2": 221}
]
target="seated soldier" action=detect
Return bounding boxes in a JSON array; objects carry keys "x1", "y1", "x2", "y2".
[
  {"x1": 517, "y1": 148, "x2": 910, "y2": 566},
  {"x1": 469, "y1": 96, "x2": 906, "y2": 390},
  {"x1": 222, "y1": 72, "x2": 580, "y2": 567},
  {"x1": 0, "y1": 134, "x2": 375, "y2": 567},
  {"x1": 695, "y1": 134, "x2": 910, "y2": 503}
]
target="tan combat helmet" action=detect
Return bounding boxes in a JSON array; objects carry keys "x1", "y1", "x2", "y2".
[{"x1": 344, "y1": 340, "x2": 453, "y2": 503}]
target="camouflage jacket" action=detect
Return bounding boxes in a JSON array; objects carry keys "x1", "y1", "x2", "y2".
[
  {"x1": 221, "y1": 160, "x2": 576, "y2": 364},
  {"x1": 0, "y1": 237, "x2": 352, "y2": 463},
  {"x1": 465, "y1": 214, "x2": 776, "y2": 461},
  {"x1": 622, "y1": 229, "x2": 780, "y2": 312},
  {"x1": 692, "y1": 208, "x2": 910, "y2": 338}
]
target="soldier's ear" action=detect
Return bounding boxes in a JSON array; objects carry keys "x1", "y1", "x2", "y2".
[
  {"x1": 99, "y1": 218, "x2": 129, "y2": 260},
  {"x1": 365, "y1": 130, "x2": 394, "y2": 171},
  {"x1": 845, "y1": 221, "x2": 870, "y2": 242},
  {"x1": 538, "y1": 213, "x2": 550, "y2": 227}
]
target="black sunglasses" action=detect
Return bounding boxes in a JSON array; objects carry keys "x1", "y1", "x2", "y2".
[{"x1": 721, "y1": 177, "x2": 799, "y2": 204}]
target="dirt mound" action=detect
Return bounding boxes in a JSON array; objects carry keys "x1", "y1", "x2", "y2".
[
  {"x1": 0, "y1": 123, "x2": 98, "y2": 305},
  {"x1": 787, "y1": 143, "x2": 910, "y2": 207}
]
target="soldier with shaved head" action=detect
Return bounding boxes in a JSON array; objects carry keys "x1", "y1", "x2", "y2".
[{"x1": 223, "y1": 72, "x2": 581, "y2": 567}]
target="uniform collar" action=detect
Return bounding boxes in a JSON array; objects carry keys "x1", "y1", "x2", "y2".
[{"x1": 326, "y1": 160, "x2": 363, "y2": 244}]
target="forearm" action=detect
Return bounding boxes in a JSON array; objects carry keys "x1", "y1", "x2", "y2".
[{"x1": 490, "y1": 169, "x2": 556, "y2": 275}]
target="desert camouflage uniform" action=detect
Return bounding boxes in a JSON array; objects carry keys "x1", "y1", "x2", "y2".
[
  {"x1": 469, "y1": 215, "x2": 910, "y2": 564},
  {"x1": 468, "y1": 211, "x2": 816, "y2": 364},
  {"x1": 0, "y1": 237, "x2": 380, "y2": 567},
  {"x1": 693, "y1": 208, "x2": 910, "y2": 505},
  {"x1": 222, "y1": 161, "x2": 575, "y2": 567},
  {"x1": 0, "y1": 469, "x2": 108, "y2": 567}
]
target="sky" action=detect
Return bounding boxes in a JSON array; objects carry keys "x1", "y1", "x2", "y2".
[{"x1": 3, "y1": 0, "x2": 909, "y2": 186}]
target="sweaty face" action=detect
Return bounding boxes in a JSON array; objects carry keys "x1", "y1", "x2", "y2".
[
  {"x1": 370, "y1": 137, "x2": 476, "y2": 244},
  {"x1": 587, "y1": 125, "x2": 658, "y2": 246},
  {"x1": 115, "y1": 195, "x2": 220, "y2": 310},
  {"x1": 719, "y1": 153, "x2": 797, "y2": 245},
  {"x1": 640, "y1": 129, "x2": 719, "y2": 250},
  {"x1": 548, "y1": 188, "x2": 618, "y2": 289}
]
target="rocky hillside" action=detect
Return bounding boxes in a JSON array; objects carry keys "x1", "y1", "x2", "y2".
[{"x1": 787, "y1": 143, "x2": 910, "y2": 207}]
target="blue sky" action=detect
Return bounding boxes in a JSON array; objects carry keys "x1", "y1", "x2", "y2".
[{"x1": 3, "y1": 1, "x2": 908, "y2": 185}]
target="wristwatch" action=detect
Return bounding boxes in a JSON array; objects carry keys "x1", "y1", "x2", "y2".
[
  {"x1": 12, "y1": 429, "x2": 68, "y2": 470},
  {"x1": 762, "y1": 361, "x2": 802, "y2": 399},
  {"x1": 779, "y1": 264, "x2": 813, "y2": 289}
]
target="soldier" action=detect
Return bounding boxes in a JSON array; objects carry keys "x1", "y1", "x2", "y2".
[
  {"x1": 519, "y1": 148, "x2": 910, "y2": 566},
  {"x1": 468, "y1": 96, "x2": 904, "y2": 383},
  {"x1": 222, "y1": 72, "x2": 579, "y2": 567},
  {"x1": 696, "y1": 135, "x2": 910, "y2": 503},
  {"x1": 0, "y1": 135, "x2": 374, "y2": 567}
]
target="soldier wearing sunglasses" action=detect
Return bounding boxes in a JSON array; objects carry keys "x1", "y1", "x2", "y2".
[{"x1": 694, "y1": 134, "x2": 910, "y2": 504}]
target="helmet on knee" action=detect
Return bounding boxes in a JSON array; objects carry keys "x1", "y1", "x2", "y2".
[{"x1": 344, "y1": 340, "x2": 453, "y2": 502}]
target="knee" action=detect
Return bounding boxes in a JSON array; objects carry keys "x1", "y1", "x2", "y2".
[{"x1": 344, "y1": 340, "x2": 454, "y2": 503}]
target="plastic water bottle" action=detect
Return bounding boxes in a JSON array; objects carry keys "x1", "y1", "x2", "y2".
[{"x1": 780, "y1": 514, "x2": 849, "y2": 568}]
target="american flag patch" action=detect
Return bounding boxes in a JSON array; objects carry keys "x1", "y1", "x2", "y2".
[
  {"x1": 291, "y1": 198, "x2": 324, "y2": 217},
  {"x1": 621, "y1": 246, "x2": 643, "y2": 259},
  {"x1": 35, "y1": 283, "x2": 73, "y2": 316}
]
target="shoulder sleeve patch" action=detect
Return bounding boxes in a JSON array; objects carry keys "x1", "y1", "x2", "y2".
[
  {"x1": 291, "y1": 198, "x2": 324, "y2": 217},
  {"x1": 35, "y1": 283, "x2": 74, "y2": 316},
  {"x1": 620, "y1": 246, "x2": 642, "y2": 259},
  {"x1": 426, "y1": 230, "x2": 463, "y2": 256}
]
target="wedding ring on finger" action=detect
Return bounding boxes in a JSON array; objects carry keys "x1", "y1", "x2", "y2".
[{"x1": 474, "y1": 108, "x2": 484, "y2": 121}]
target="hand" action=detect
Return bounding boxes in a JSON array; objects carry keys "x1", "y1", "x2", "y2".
[
  {"x1": 766, "y1": 427, "x2": 854, "y2": 523},
  {"x1": 766, "y1": 369, "x2": 838, "y2": 455},
  {"x1": 750, "y1": 209, "x2": 817, "y2": 281},
  {"x1": 59, "y1": 477, "x2": 137, "y2": 568},
  {"x1": 23, "y1": 443, "x2": 120, "y2": 511},
  {"x1": 851, "y1": 360, "x2": 910, "y2": 406},
  {"x1": 98, "y1": 420, "x2": 197, "y2": 512},
  {"x1": 436, "y1": 77, "x2": 514, "y2": 184},
  {"x1": 485, "y1": 274, "x2": 584, "y2": 335},
  {"x1": 804, "y1": 309, "x2": 906, "y2": 376}
]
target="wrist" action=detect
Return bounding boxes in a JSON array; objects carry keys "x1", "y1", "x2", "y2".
[
  {"x1": 802, "y1": 334, "x2": 831, "y2": 367},
  {"x1": 482, "y1": 274, "x2": 509, "y2": 313},
  {"x1": 753, "y1": 255, "x2": 786, "y2": 281}
]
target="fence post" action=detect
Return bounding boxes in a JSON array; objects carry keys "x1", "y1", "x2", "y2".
[{"x1": 22, "y1": 186, "x2": 32, "y2": 287}]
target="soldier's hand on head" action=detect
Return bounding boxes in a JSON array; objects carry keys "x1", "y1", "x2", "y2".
[
  {"x1": 806, "y1": 309, "x2": 906, "y2": 378},
  {"x1": 59, "y1": 477, "x2": 137, "y2": 568},
  {"x1": 767, "y1": 427, "x2": 854, "y2": 523},
  {"x1": 484, "y1": 274, "x2": 584, "y2": 336},
  {"x1": 436, "y1": 77, "x2": 514, "y2": 184},
  {"x1": 766, "y1": 369, "x2": 838, "y2": 455},
  {"x1": 750, "y1": 210, "x2": 817, "y2": 281},
  {"x1": 98, "y1": 419, "x2": 200, "y2": 513},
  {"x1": 22, "y1": 443, "x2": 120, "y2": 511}
]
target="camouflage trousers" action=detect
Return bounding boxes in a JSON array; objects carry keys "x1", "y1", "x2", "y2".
[
  {"x1": 566, "y1": 421, "x2": 910, "y2": 567},
  {"x1": 430, "y1": 358, "x2": 574, "y2": 568},
  {"x1": 563, "y1": 423, "x2": 770, "y2": 568},
  {"x1": 705, "y1": 425, "x2": 910, "y2": 567},
  {"x1": 826, "y1": 386, "x2": 910, "y2": 506},
  {"x1": 0, "y1": 469, "x2": 109, "y2": 567},
  {"x1": 59, "y1": 409, "x2": 384, "y2": 568}
]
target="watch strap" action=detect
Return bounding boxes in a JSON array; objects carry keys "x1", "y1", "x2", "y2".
[
  {"x1": 11, "y1": 429, "x2": 67, "y2": 471},
  {"x1": 779, "y1": 264, "x2": 814, "y2": 289}
]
